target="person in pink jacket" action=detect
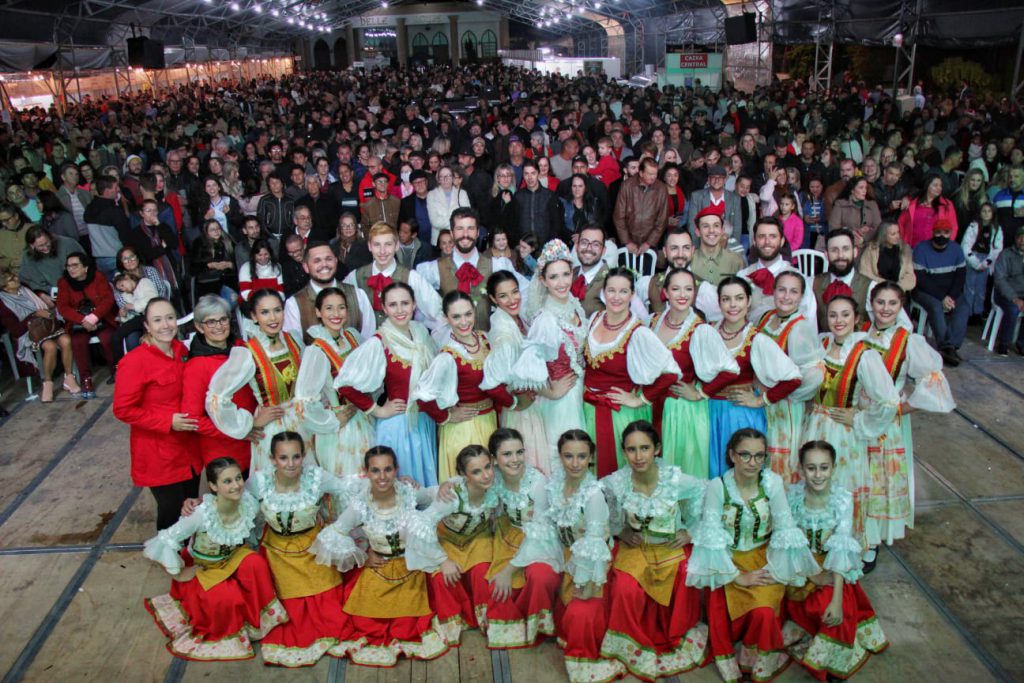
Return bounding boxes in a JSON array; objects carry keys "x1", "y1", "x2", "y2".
[{"x1": 898, "y1": 174, "x2": 959, "y2": 247}]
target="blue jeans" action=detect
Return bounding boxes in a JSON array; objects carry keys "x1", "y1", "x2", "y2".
[
  {"x1": 95, "y1": 257, "x2": 117, "y2": 281},
  {"x1": 912, "y1": 289, "x2": 969, "y2": 350},
  {"x1": 964, "y1": 268, "x2": 989, "y2": 316},
  {"x1": 994, "y1": 291, "x2": 1022, "y2": 346}
]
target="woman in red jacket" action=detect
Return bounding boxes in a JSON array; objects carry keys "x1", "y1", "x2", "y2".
[
  {"x1": 55, "y1": 251, "x2": 116, "y2": 398},
  {"x1": 113, "y1": 297, "x2": 200, "y2": 530},
  {"x1": 180, "y1": 294, "x2": 278, "y2": 475}
]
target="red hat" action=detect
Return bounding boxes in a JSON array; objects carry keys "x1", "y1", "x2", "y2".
[
  {"x1": 694, "y1": 203, "x2": 725, "y2": 225},
  {"x1": 933, "y1": 218, "x2": 953, "y2": 232}
]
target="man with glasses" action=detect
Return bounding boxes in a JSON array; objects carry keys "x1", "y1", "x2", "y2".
[
  {"x1": 280, "y1": 234, "x2": 310, "y2": 297},
  {"x1": 568, "y1": 224, "x2": 643, "y2": 320}
]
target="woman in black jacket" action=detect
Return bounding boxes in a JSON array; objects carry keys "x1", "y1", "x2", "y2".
[{"x1": 189, "y1": 219, "x2": 239, "y2": 308}]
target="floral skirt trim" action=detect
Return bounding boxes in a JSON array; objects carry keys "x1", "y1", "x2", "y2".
[
  {"x1": 144, "y1": 595, "x2": 287, "y2": 662},
  {"x1": 261, "y1": 637, "x2": 338, "y2": 668},
  {"x1": 561, "y1": 652, "x2": 627, "y2": 683},
  {"x1": 713, "y1": 645, "x2": 791, "y2": 683},
  {"x1": 783, "y1": 617, "x2": 889, "y2": 681},
  {"x1": 485, "y1": 609, "x2": 555, "y2": 649},
  {"x1": 344, "y1": 616, "x2": 453, "y2": 667},
  {"x1": 600, "y1": 625, "x2": 708, "y2": 682}
]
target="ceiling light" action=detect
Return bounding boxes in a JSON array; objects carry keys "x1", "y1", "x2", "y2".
[
  {"x1": 287, "y1": 16, "x2": 294, "y2": 23},
  {"x1": 253, "y1": 4, "x2": 262, "y2": 12},
  {"x1": 594, "y1": 1, "x2": 601, "y2": 7},
  {"x1": 381, "y1": 0, "x2": 388, "y2": 7},
  {"x1": 271, "y1": 8, "x2": 279, "y2": 16},
  {"x1": 229, "y1": 2, "x2": 239, "y2": 10}
]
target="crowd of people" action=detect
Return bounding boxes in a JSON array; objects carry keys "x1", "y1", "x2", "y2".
[{"x1": 1, "y1": 59, "x2": 1020, "y2": 681}]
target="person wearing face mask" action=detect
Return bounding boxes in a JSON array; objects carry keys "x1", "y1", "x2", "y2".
[{"x1": 910, "y1": 219, "x2": 968, "y2": 366}]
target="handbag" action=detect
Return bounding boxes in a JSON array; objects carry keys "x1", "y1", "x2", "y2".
[
  {"x1": 26, "y1": 309, "x2": 58, "y2": 343},
  {"x1": 71, "y1": 298, "x2": 104, "y2": 333}
]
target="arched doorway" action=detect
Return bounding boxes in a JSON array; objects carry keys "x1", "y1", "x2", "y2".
[
  {"x1": 431, "y1": 31, "x2": 449, "y2": 64},
  {"x1": 462, "y1": 30, "x2": 478, "y2": 63},
  {"x1": 333, "y1": 37, "x2": 348, "y2": 69},
  {"x1": 480, "y1": 30, "x2": 497, "y2": 60},
  {"x1": 411, "y1": 32, "x2": 429, "y2": 65},
  {"x1": 313, "y1": 39, "x2": 331, "y2": 70}
]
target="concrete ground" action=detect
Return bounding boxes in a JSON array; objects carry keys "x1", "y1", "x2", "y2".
[{"x1": 0, "y1": 334, "x2": 1019, "y2": 683}]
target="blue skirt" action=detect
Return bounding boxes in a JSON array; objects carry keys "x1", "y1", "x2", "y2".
[
  {"x1": 375, "y1": 412, "x2": 438, "y2": 487},
  {"x1": 708, "y1": 399, "x2": 767, "y2": 479}
]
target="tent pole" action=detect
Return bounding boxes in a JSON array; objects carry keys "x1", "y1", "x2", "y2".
[{"x1": 1012, "y1": 21, "x2": 1024, "y2": 113}]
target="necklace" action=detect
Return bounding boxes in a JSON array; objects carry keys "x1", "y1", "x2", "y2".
[
  {"x1": 603, "y1": 313, "x2": 630, "y2": 331},
  {"x1": 719, "y1": 323, "x2": 746, "y2": 341},
  {"x1": 455, "y1": 331, "x2": 481, "y2": 354},
  {"x1": 663, "y1": 311, "x2": 689, "y2": 330}
]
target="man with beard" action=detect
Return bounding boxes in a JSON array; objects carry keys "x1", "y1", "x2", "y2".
[
  {"x1": 738, "y1": 217, "x2": 816, "y2": 324},
  {"x1": 812, "y1": 227, "x2": 873, "y2": 331},
  {"x1": 569, "y1": 225, "x2": 613, "y2": 317},
  {"x1": 417, "y1": 207, "x2": 526, "y2": 332},
  {"x1": 911, "y1": 220, "x2": 968, "y2": 366},
  {"x1": 344, "y1": 222, "x2": 442, "y2": 329},
  {"x1": 283, "y1": 241, "x2": 373, "y2": 342},
  {"x1": 636, "y1": 227, "x2": 718, "y2": 320}
]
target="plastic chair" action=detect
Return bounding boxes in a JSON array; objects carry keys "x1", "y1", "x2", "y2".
[
  {"x1": 792, "y1": 249, "x2": 826, "y2": 278},
  {"x1": 2, "y1": 332, "x2": 36, "y2": 400},
  {"x1": 617, "y1": 247, "x2": 658, "y2": 277},
  {"x1": 908, "y1": 301, "x2": 929, "y2": 336},
  {"x1": 981, "y1": 290, "x2": 1022, "y2": 352}
]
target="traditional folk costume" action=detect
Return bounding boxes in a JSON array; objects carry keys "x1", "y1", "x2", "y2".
[
  {"x1": 859, "y1": 321, "x2": 954, "y2": 547},
  {"x1": 801, "y1": 333, "x2": 899, "y2": 544},
  {"x1": 755, "y1": 310, "x2": 825, "y2": 487},
  {"x1": 482, "y1": 307, "x2": 551, "y2": 473},
  {"x1": 293, "y1": 325, "x2": 374, "y2": 477},
  {"x1": 143, "y1": 492, "x2": 287, "y2": 661},
  {"x1": 600, "y1": 465, "x2": 709, "y2": 681},
  {"x1": 414, "y1": 332, "x2": 514, "y2": 482},
  {"x1": 688, "y1": 469, "x2": 819, "y2": 683},
  {"x1": 335, "y1": 320, "x2": 439, "y2": 486},
  {"x1": 706, "y1": 325, "x2": 802, "y2": 479},
  {"x1": 783, "y1": 484, "x2": 889, "y2": 680},
  {"x1": 247, "y1": 466, "x2": 359, "y2": 666},
  {"x1": 312, "y1": 479, "x2": 453, "y2": 666},
  {"x1": 406, "y1": 476, "x2": 499, "y2": 633},
  {"x1": 485, "y1": 466, "x2": 564, "y2": 649},
  {"x1": 513, "y1": 296, "x2": 588, "y2": 467},
  {"x1": 546, "y1": 471, "x2": 621, "y2": 683},
  {"x1": 206, "y1": 321, "x2": 305, "y2": 473},
  {"x1": 582, "y1": 312, "x2": 680, "y2": 477},
  {"x1": 649, "y1": 309, "x2": 739, "y2": 478}
]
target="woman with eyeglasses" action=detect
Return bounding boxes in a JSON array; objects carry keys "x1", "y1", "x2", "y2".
[
  {"x1": 687, "y1": 428, "x2": 818, "y2": 683},
  {"x1": 55, "y1": 251, "x2": 116, "y2": 398},
  {"x1": 181, "y1": 295, "x2": 263, "y2": 474}
]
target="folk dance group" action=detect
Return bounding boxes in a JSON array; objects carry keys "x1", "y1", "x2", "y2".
[{"x1": 120, "y1": 213, "x2": 955, "y2": 683}]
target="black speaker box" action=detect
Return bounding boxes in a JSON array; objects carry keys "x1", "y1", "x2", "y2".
[
  {"x1": 127, "y1": 37, "x2": 166, "y2": 69},
  {"x1": 724, "y1": 14, "x2": 757, "y2": 45}
]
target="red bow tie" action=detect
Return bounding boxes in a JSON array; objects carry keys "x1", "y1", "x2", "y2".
[
  {"x1": 366, "y1": 273, "x2": 393, "y2": 311},
  {"x1": 455, "y1": 262, "x2": 483, "y2": 294},
  {"x1": 748, "y1": 268, "x2": 776, "y2": 296},
  {"x1": 570, "y1": 274, "x2": 588, "y2": 301},
  {"x1": 823, "y1": 279, "x2": 854, "y2": 304}
]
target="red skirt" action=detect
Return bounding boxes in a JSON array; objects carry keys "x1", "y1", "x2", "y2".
[
  {"x1": 601, "y1": 545, "x2": 708, "y2": 681},
  {"x1": 555, "y1": 581, "x2": 623, "y2": 683},
  {"x1": 428, "y1": 562, "x2": 491, "y2": 631},
  {"x1": 485, "y1": 563, "x2": 560, "y2": 649},
  {"x1": 707, "y1": 587, "x2": 790, "y2": 683},
  {"x1": 340, "y1": 561, "x2": 452, "y2": 667},
  {"x1": 783, "y1": 582, "x2": 889, "y2": 680},
  {"x1": 145, "y1": 550, "x2": 287, "y2": 661}
]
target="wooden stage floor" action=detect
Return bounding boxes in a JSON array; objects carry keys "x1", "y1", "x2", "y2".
[{"x1": 0, "y1": 334, "x2": 1021, "y2": 683}]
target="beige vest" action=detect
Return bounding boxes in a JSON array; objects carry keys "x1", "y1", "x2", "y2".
[
  {"x1": 354, "y1": 262, "x2": 411, "y2": 327},
  {"x1": 438, "y1": 254, "x2": 494, "y2": 331},
  {"x1": 293, "y1": 282, "x2": 363, "y2": 344}
]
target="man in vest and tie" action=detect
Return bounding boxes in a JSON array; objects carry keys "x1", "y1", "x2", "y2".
[
  {"x1": 570, "y1": 224, "x2": 612, "y2": 317},
  {"x1": 344, "y1": 221, "x2": 443, "y2": 329},
  {"x1": 418, "y1": 207, "x2": 527, "y2": 332},
  {"x1": 282, "y1": 241, "x2": 375, "y2": 342},
  {"x1": 812, "y1": 227, "x2": 873, "y2": 331},
  {"x1": 636, "y1": 226, "x2": 719, "y2": 320},
  {"x1": 737, "y1": 217, "x2": 818, "y2": 327}
]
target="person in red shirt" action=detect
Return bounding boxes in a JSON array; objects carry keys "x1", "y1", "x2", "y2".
[
  {"x1": 112, "y1": 298, "x2": 200, "y2": 530},
  {"x1": 55, "y1": 251, "x2": 116, "y2": 398}
]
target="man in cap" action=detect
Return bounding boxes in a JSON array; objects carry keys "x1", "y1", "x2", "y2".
[
  {"x1": 399, "y1": 169, "x2": 434, "y2": 245},
  {"x1": 911, "y1": 218, "x2": 968, "y2": 366},
  {"x1": 690, "y1": 204, "x2": 744, "y2": 288},
  {"x1": 361, "y1": 172, "x2": 401, "y2": 228},
  {"x1": 686, "y1": 164, "x2": 743, "y2": 240}
]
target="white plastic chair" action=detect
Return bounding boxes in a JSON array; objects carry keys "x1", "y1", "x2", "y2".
[
  {"x1": 792, "y1": 249, "x2": 826, "y2": 278},
  {"x1": 177, "y1": 312, "x2": 197, "y2": 349},
  {"x1": 617, "y1": 247, "x2": 658, "y2": 278},
  {"x1": 2, "y1": 332, "x2": 36, "y2": 400},
  {"x1": 908, "y1": 301, "x2": 929, "y2": 336},
  {"x1": 981, "y1": 290, "x2": 1022, "y2": 352}
]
